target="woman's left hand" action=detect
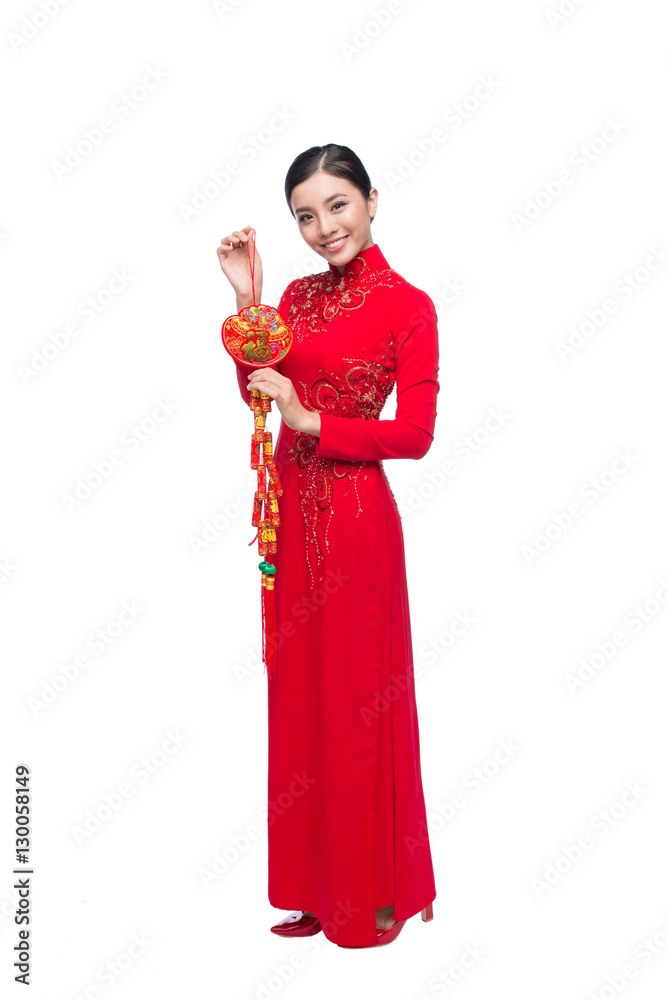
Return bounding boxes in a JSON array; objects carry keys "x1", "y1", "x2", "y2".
[{"x1": 246, "y1": 367, "x2": 321, "y2": 436}]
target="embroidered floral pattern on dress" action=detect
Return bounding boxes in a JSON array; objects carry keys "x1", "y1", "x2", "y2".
[
  {"x1": 288, "y1": 344, "x2": 398, "y2": 587},
  {"x1": 288, "y1": 255, "x2": 405, "y2": 346}
]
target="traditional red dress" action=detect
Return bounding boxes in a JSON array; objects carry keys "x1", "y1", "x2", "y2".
[{"x1": 231, "y1": 242, "x2": 438, "y2": 947}]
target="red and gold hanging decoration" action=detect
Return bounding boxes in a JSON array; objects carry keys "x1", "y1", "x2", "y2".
[{"x1": 221, "y1": 231, "x2": 294, "y2": 679}]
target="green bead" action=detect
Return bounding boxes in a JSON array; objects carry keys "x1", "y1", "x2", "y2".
[
  {"x1": 264, "y1": 564, "x2": 276, "y2": 576},
  {"x1": 258, "y1": 560, "x2": 268, "y2": 571}
]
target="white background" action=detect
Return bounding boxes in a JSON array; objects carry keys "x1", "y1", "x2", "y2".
[{"x1": 2, "y1": 0, "x2": 667, "y2": 997}]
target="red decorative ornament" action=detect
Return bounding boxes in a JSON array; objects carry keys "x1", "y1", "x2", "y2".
[
  {"x1": 221, "y1": 231, "x2": 294, "y2": 679},
  {"x1": 222, "y1": 304, "x2": 293, "y2": 368}
]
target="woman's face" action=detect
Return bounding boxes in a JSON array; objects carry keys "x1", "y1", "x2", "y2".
[{"x1": 290, "y1": 170, "x2": 378, "y2": 274}]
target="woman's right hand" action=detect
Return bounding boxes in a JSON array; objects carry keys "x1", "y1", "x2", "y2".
[{"x1": 216, "y1": 226, "x2": 263, "y2": 302}]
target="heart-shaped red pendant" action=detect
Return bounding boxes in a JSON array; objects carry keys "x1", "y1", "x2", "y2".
[{"x1": 221, "y1": 304, "x2": 294, "y2": 367}]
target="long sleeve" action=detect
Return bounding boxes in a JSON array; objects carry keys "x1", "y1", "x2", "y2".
[
  {"x1": 229, "y1": 280, "x2": 298, "y2": 408},
  {"x1": 316, "y1": 289, "x2": 440, "y2": 461}
]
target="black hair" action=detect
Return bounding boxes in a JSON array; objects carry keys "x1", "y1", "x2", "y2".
[{"x1": 285, "y1": 144, "x2": 374, "y2": 221}]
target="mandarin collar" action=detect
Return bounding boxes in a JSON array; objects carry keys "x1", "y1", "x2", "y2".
[{"x1": 328, "y1": 243, "x2": 389, "y2": 281}]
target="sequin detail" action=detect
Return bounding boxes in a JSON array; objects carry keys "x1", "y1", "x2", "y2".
[
  {"x1": 288, "y1": 343, "x2": 398, "y2": 586},
  {"x1": 288, "y1": 256, "x2": 405, "y2": 346}
]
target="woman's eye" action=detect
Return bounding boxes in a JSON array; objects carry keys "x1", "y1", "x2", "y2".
[{"x1": 298, "y1": 203, "x2": 346, "y2": 223}]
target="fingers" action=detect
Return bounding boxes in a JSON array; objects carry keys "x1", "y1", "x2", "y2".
[
  {"x1": 246, "y1": 372, "x2": 279, "y2": 400},
  {"x1": 247, "y1": 366, "x2": 284, "y2": 390},
  {"x1": 247, "y1": 366, "x2": 275, "y2": 382},
  {"x1": 218, "y1": 227, "x2": 255, "y2": 253},
  {"x1": 217, "y1": 233, "x2": 241, "y2": 254}
]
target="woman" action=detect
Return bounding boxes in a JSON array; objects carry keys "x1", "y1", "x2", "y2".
[{"x1": 216, "y1": 144, "x2": 439, "y2": 949}]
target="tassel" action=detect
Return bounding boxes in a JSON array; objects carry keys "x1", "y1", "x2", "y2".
[
  {"x1": 261, "y1": 574, "x2": 277, "y2": 679},
  {"x1": 221, "y1": 229, "x2": 295, "y2": 683},
  {"x1": 245, "y1": 389, "x2": 284, "y2": 679}
]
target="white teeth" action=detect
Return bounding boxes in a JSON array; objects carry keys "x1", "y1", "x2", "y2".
[{"x1": 324, "y1": 236, "x2": 346, "y2": 248}]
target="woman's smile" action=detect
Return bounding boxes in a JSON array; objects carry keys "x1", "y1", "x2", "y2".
[{"x1": 321, "y1": 235, "x2": 349, "y2": 252}]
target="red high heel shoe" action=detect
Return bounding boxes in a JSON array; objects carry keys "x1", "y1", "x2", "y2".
[
  {"x1": 338, "y1": 901, "x2": 434, "y2": 948},
  {"x1": 270, "y1": 911, "x2": 322, "y2": 937}
]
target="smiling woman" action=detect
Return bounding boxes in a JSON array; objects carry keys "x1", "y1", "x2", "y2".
[
  {"x1": 287, "y1": 152, "x2": 377, "y2": 267},
  {"x1": 217, "y1": 143, "x2": 439, "y2": 949}
]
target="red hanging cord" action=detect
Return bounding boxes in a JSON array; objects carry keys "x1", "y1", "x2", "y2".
[
  {"x1": 242, "y1": 227, "x2": 278, "y2": 678},
  {"x1": 246, "y1": 229, "x2": 256, "y2": 306}
]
